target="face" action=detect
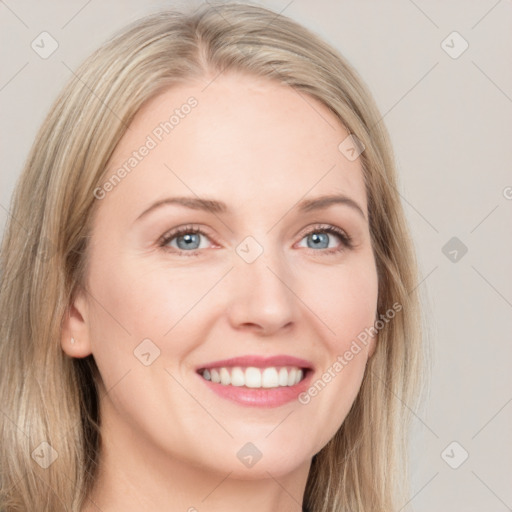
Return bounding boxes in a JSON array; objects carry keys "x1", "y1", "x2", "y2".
[{"x1": 62, "y1": 72, "x2": 379, "y2": 479}]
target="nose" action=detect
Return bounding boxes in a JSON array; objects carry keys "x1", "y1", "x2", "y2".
[{"x1": 225, "y1": 243, "x2": 298, "y2": 335}]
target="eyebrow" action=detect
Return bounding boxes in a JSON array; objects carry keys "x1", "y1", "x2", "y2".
[{"x1": 134, "y1": 193, "x2": 366, "y2": 222}]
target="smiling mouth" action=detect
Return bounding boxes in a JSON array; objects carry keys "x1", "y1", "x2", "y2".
[{"x1": 197, "y1": 365, "x2": 310, "y2": 388}]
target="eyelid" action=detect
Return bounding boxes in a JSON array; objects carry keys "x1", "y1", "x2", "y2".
[
  {"x1": 158, "y1": 224, "x2": 218, "y2": 256},
  {"x1": 296, "y1": 223, "x2": 351, "y2": 243},
  {"x1": 294, "y1": 223, "x2": 353, "y2": 253},
  {"x1": 158, "y1": 223, "x2": 353, "y2": 255}
]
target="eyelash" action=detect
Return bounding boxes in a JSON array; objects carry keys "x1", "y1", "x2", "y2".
[{"x1": 158, "y1": 223, "x2": 353, "y2": 257}]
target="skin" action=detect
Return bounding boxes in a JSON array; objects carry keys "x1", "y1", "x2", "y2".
[{"x1": 61, "y1": 71, "x2": 379, "y2": 512}]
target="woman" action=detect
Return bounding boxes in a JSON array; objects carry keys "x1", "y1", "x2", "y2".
[{"x1": 0, "y1": 3, "x2": 424, "y2": 511}]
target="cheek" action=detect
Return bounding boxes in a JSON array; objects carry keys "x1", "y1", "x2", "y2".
[
  {"x1": 300, "y1": 255, "x2": 379, "y2": 346},
  {"x1": 125, "y1": 263, "x2": 229, "y2": 339},
  {"x1": 87, "y1": 254, "x2": 196, "y2": 335},
  {"x1": 297, "y1": 256, "x2": 378, "y2": 444},
  {"x1": 298, "y1": 273, "x2": 377, "y2": 454},
  {"x1": 85, "y1": 256, "x2": 217, "y2": 374}
]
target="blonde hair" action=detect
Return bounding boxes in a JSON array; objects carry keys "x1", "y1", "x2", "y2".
[{"x1": 0, "y1": 3, "x2": 425, "y2": 511}]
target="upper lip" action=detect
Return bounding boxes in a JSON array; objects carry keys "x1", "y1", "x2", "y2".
[{"x1": 196, "y1": 354, "x2": 314, "y2": 371}]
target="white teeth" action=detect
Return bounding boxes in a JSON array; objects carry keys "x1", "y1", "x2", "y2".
[
  {"x1": 261, "y1": 367, "x2": 279, "y2": 388},
  {"x1": 200, "y1": 366, "x2": 306, "y2": 388},
  {"x1": 278, "y1": 367, "x2": 289, "y2": 386},
  {"x1": 210, "y1": 368, "x2": 220, "y2": 383},
  {"x1": 230, "y1": 367, "x2": 245, "y2": 386},
  {"x1": 245, "y1": 367, "x2": 261, "y2": 388},
  {"x1": 220, "y1": 367, "x2": 231, "y2": 385},
  {"x1": 287, "y1": 367, "x2": 297, "y2": 386}
]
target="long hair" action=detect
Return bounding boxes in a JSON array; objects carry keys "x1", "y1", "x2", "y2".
[{"x1": 0, "y1": 3, "x2": 425, "y2": 511}]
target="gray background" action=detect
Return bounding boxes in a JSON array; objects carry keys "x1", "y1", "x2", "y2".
[{"x1": 1, "y1": 0, "x2": 511, "y2": 510}]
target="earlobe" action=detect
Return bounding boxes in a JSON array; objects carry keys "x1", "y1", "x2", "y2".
[{"x1": 60, "y1": 290, "x2": 93, "y2": 358}]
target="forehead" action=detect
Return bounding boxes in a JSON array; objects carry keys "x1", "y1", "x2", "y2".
[{"x1": 100, "y1": 72, "x2": 367, "y2": 220}]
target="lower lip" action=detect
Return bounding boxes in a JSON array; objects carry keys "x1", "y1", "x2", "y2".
[{"x1": 197, "y1": 370, "x2": 313, "y2": 408}]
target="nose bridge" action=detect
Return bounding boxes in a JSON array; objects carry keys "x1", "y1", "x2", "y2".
[{"x1": 227, "y1": 232, "x2": 297, "y2": 332}]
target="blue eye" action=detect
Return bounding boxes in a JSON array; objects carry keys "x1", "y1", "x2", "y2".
[
  {"x1": 305, "y1": 232, "x2": 333, "y2": 249},
  {"x1": 159, "y1": 224, "x2": 352, "y2": 256},
  {"x1": 160, "y1": 225, "x2": 210, "y2": 256},
  {"x1": 298, "y1": 225, "x2": 353, "y2": 254},
  {"x1": 173, "y1": 232, "x2": 202, "y2": 250}
]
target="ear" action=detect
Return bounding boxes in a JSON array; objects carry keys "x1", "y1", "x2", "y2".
[{"x1": 60, "y1": 287, "x2": 93, "y2": 358}]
